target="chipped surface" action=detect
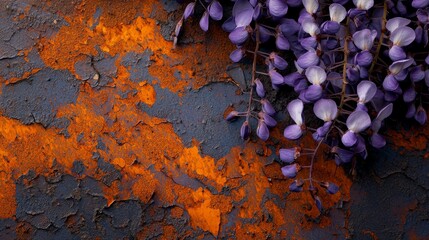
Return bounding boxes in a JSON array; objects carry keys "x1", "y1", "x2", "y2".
[{"x1": 0, "y1": 0, "x2": 428, "y2": 239}]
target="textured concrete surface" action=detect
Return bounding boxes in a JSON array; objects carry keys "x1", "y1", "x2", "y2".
[{"x1": 0, "y1": 0, "x2": 428, "y2": 239}]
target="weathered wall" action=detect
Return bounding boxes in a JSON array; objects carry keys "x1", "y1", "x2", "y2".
[{"x1": 0, "y1": 0, "x2": 427, "y2": 239}]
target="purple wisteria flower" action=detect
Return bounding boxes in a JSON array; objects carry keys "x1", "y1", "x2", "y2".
[
  {"x1": 279, "y1": 147, "x2": 301, "y2": 163},
  {"x1": 313, "y1": 99, "x2": 337, "y2": 140},
  {"x1": 341, "y1": 111, "x2": 371, "y2": 147},
  {"x1": 284, "y1": 99, "x2": 305, "y2": 140},
  {"x1": 321, "y1": 3, "x2": 346, "y2": 34},
  {"x1": 281, "y1": 163, "x2": 301, "y2": 178},
  {"x1": 300, "y1": 66, "x2": 326, "y2": 102},
  {"x1": 357, "y1": 80, "x2": 377, "y2": 111}
]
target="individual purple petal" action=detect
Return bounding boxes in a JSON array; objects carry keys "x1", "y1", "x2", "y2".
[
  {"x1": 353, "y1": 0, "x2": 374, "y2": 10},
  {"x1": 183, "y1": 2, "x2": 195, "y2": 20},
  {"x1": 371, "y1": 133, "x2": 386, "y2": 148},
  {"x1": 383, "y1": 74, "x2": 399, "y2": 91},
  {"x1": 258, "y1": 25, "x2": 272, "y2": 43},
  {"x1": 281, "y1": 163, "x2": 300, "y2": 178},
  {"x1": 300, "y1": 36, "x2": 318, "y2": 49},
  {"x1": 284, "y1": 72, "x2": 302, "y2": 86},
  {"x1": 261, "y1": 99, "x2": 276, "y2": 116},
  {"x1": 359, "y1": 66, "x2": 368, "y2": 79},
  {"x1": 312, "y1": 131, "x2": 323, "y2": 141},
  {"x1": 268, "y1": 0, "x2": 289, "y2": 17},
  {"x1": 355, "y1": 51, "x2": 373, "y2": 67},
  {"x1": 298, "y1": 10, "x2": 313, "y2": 24},
  {"x1": 284, "y1": 124, "x2": 304, "y2": 140},
  {"x1": 316, "y1": 121, "x2": 332, "y2": 137},
  {"x1": 304, "y1": 85, "x2": 323, "y2": 101},
  {"x1": 303, "y1": 0, "x2": 319, "y2": 14},
  {"x1": 257, "y1": 120, "x2": 269, "y2": 141},
  {"x1": 225, "y1": 110, "x2": 239, "y2": 121},
  {"x1": 268, "y1": 69, "x2": 284, "y2": 85},
  {"x1": 233, "y1": 0, "x2": 254, "y2": 27},
  {"x1": 347, "y1": 110, "x2": 371, "y2": 133},
  {"x1": 314, "y1": 99, "x2": 337, "y2": 121},
  {"x1": 417, "y1": 8, "x2": 429, "y2": 23},
  {"x1": 229, "y1": 26, "x2": 249, "y2": 45},
  {"x1": 394, "y1": 69, "x2": 408, "y2": 81},
  {"x1": 302, "y1": 21, "x2": 320, "y2": 37},
  {"x1": 320, "y1": 182, "x2": 339, "y2": 194},
  {"x1": 199, "y1": 11, "x2": 209, "y2": 32},
  {"x1": 389, "y1": 59, "x2": 414, "y2": 75},
  {"x1": 173, "y1": 18, "x2": 183, "y2": 47},
  {"x1": 305, "y1": 66, "x2": 326, "y2": 85},
  {"x1": 254, "y1": 78, "x2": 265, "y2": 98},
  {"x1": 396, "y1": 1, "x2": 407, "y2": 15},
  {"x1": 415, "y1": 26, "x2": 424, "y2": 45},
  {"x1": 222, "y1": 17, "x2": 236, "y2": 32},
  {"x1": 413, "y1": 0, "x2": 429, "y2": 8},
  {"x1": 357, "y1": 80, "x2": 377, "y2": 104},
  {"x1": 276, "y1": 33, "x2": 290, "y2": 50},
  {"x1": 353, "y1": 29, "x2": 377, "y2": 51},
  {"x1": 289, "y1": 179, "x2": 304, "y2": 192},
  {"x1": 330, "y1": 3, "x2": 347, "y2": 22},
  {"x1": 320, "y1": 21, "x2": 340, "y2": 34},
  {"x1": 208, "y1": 0, "x2": 223, "y2": 21},
  {"x1": 314, "y1": 195, "x2": 323, "y2": 212},
  {"x1": 386, "y1": 17, "x2": 411, "y2": 32},
  {"x1": 403, "y1": 87, "x2": 416, "y2": 103},
  {"x1": 342, "y1": 130, "x2": 357, "y2": 147},
  {"x1": 415, "y1": 106, "x2": 427, "y2": 125},
  {"x1": 388, "y1": 45, "x2": 406, "y2": 61},
  {"x1": 354, "y1": 135, "x2": 367, "y2": 159},
  {"x1": 371, "y1": 103, "x2": 393, "y2": 132},
  {"x1": 297, "y1": 50, "x2": 319, "y2": 69},
  {"x1": 410, "y1": 66, "x2": 425, "y2": 82},
  {"x1": 346, "y1": 66, "x2": 361, "y2": 83},
  {"x1": 294, "y1": 79, "x2": 308, "y2": 92},
  {"x1": 240, "y1": 120, "x2": 250, "y2": 140},
  {"x1": 299, "y1": 90, "x2": 311, "y2": 103},
  {"x1": 270, "y1": 53, "x2": 288, "y2": 70},
  {"x1": 259, "y1": 112, "x2": 277, "y2": 127},
  {"x1": 253, "y1": 3, "x2": 261, "y2": 20},
  {"x1": 406, "y1": 103, "x2": 416, "y2": 118},
  {"x1": 287, "y1": 99, "x2": 304, "y2": 125},
  {"x1": 331, "y1": 146, "x2": 354, "y2": 165},
  {"x1": 279, "y1": 19, "x2": 300, "y2": 36},
  {"x1": 229, "y1": 48, "x2": 245, "y2": 62},
  {"x1": 279, "y1": 147, "x2": 300, "y2": 163},
  {"x1": 391, "y1": 27, "x2": 416, "y2": 46}
]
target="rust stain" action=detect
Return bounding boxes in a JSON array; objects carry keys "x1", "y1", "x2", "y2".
[{"x1": 187, "y1": 188, "x2": 221, "y2": 237}]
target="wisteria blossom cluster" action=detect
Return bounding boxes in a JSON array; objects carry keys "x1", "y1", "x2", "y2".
[{"x1": 174, "y1": 0, "x2": 429, "y2": 212}]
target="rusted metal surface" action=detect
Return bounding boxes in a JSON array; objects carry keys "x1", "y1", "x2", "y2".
[{"x1": 0, "y1": 0, "x2": 428, "y2": 239}]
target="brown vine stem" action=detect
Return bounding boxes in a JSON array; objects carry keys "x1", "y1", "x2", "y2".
[
  {"x1": 368, "y1": 0, "x2": 388, "y2": 76},
  {"x1": 245, "y1": 25, "x2": 260, "y2": 123}
]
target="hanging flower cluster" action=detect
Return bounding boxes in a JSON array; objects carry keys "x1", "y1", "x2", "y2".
[{"x1": 174, "y1": 0, "x2": 429, "y2": 213}]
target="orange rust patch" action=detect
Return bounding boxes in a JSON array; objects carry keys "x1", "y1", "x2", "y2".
[
  {"x1": 187, "y1": 188, "x2": 221, "y2": 237},
  {"x1": 38, "y1": 0, "x2": 233, "y2": 93}
]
